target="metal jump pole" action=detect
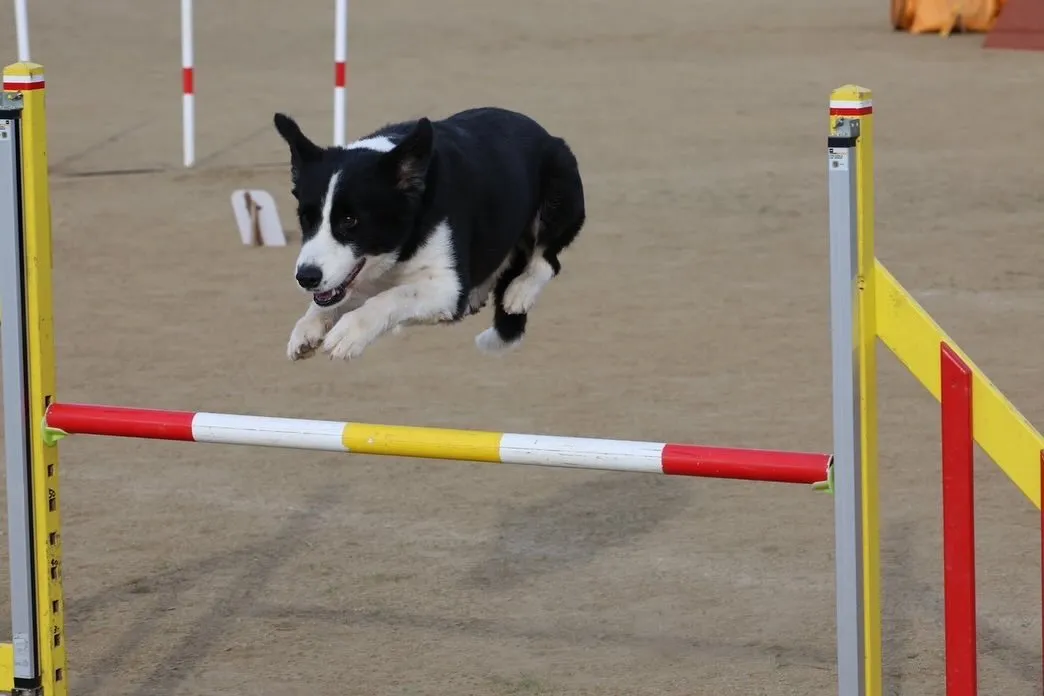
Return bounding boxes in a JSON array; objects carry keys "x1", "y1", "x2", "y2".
[{"x1": 828, "y1": 85, "x2": 880, "y2": 696}]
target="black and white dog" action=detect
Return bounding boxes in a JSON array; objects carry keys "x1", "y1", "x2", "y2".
[{"x1": 273, "y1": 107, "x2": 586, "y2": 362}]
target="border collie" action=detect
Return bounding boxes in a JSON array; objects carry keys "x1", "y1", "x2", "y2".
[{"x1": 273, "y1": 107, "x2": 586, "y2": 362}]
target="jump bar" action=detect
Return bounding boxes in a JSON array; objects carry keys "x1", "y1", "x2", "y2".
[{"x1": 45, "y1": 402, "x2": 832, "y2": 485}]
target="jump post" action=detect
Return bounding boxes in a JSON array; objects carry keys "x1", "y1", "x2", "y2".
[{"x1": 3, "y1": 60, "x2": 1044, "y2": 696}]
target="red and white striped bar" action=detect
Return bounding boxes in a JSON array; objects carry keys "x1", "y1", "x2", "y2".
[{"x1": 45, "y1": 402, "x2": 832, "y2": 485}]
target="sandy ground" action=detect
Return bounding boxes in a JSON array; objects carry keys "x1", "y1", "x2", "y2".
[{"x1": 1, "y1": 0, "x2": 1044, "y2": 694}]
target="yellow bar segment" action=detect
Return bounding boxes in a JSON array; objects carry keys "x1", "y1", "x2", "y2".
[
  {"x1": 342, "y1": 424, "x2": 503, "y2": 462},
  {"x1": 0, "y1": 642, "x2": 14, "y2": 692},
  {"x1": 875, "y1": 260, "x2": 1043, "y2": 507},
  {"x1": 4, "y1": 61, "x2": 67, "y2": 696},
  {"x1": 832, "y1": 83, "x2": 881, "y2": 696}
]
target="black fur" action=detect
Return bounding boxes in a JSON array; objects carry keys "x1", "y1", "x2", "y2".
[{"x1": 274, "y1": 106, "x2": 585, "y2": 348}]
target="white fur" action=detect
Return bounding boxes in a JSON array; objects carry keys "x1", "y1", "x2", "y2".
[
  {"x1": 502, "y1": 252, "x2": 554, "y2": 315},
  {"x1": 474, "y1": 327, "x2": 521, "y2": 354},
  {"x1": 294, "y1": 171, "x2": 361, "y2": 294},
  {"x1": 345, "y1": 136, "x2": 396, "y2": 153},
  {"x1": 287, "y1": 301, "x2": 340, "y2": 361},
  {"x1": 318, "y1": 220, "x2": 461, "y2": 360}
]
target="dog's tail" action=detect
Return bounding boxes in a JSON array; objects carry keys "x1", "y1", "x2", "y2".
[{"x1": 534, "y1": 137, "x2": 586, "y2": 271}]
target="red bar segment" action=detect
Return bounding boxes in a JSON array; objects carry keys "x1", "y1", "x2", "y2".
[
  {"x1": 941, "y1": 342, "x2": 977, "y2": 696},
  {"x1": 661, "y1": 444, "x2": 830, "y2": 484},
  {"x1": 182, "y1": 67, "x2": 194, "y2": 95},
  {"x1": 334, "y1": 62, "x2": 347, "y2": 88},
  {"x1": 47, "y1": 403, "x2": 196, "y2": 442},
  {"x1": 2, "y1": 80, "x2": 45, "y2": 91},
  {"x1": 829, "y1": 106, "x2": 873, "y2": 116}
]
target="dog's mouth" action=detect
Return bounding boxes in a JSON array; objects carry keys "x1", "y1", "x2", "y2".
[{"x1": 312, "y1": 259, "x2": 366, "y2": 307}]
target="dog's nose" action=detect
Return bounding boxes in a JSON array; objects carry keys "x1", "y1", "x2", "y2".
[{"x1": 296, "y1": 265, "x2": 323, "y2": 290}]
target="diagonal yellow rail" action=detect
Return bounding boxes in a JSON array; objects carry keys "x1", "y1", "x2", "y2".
[{"x1": 875, "y1": 260, "x2": 1044, "y2": 508}]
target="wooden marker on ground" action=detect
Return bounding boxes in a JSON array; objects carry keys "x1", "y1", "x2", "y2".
[{"x1": 230, "y1": 189, "x2": 286, "y2": 247}]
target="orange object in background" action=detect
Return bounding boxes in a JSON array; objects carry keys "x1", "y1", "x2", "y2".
[{"x1": 892, "y1": 0, "x2": 1007, "y2": 34}]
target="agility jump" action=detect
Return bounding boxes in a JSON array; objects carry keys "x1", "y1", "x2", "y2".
[{"x1": 3, "y1": 60, "x2": 1044, "y2": 696}]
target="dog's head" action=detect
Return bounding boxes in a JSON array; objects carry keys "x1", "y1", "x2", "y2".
[{"x1": 273, "y1": 113, "x2": 433, "y2": 307}]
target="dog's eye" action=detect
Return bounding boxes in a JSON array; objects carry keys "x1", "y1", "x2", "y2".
[{"x1": 341, "y1": 216, "x2": 358, "y2": 229}]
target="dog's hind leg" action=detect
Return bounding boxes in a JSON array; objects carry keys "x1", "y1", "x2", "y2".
[
  {"x1": 475, "y1": 250, "x2": 529, "y2": 353},
  {"x1": 501, "y1": 138, "x2": 586, "y2": 316}
]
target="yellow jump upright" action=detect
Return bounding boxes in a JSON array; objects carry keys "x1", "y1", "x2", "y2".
[{"x1": 1, "y1": 61, "x2": 67, "y2": 696}]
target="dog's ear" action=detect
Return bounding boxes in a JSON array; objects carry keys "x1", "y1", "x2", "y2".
[
  {"x1": 382, "y1": 118, "x2": 434, "y2": 195},
  {"x1": 273, "y1": 113, "x2": 322, "y2": 179}
]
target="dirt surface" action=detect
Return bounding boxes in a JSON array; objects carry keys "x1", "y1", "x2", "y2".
[{"x1": 1, "y1": 0, "x2": 1044, "y2": 694}]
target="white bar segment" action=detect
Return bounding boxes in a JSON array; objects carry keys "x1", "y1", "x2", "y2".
[
  {"x1": 499, "y1": 434, "x2": 664, "y2": 473},
  {"x1": 829, "y1": 99, "x2": 873, "y2": 110},
  {"x1": 333, "y1": 0, "x2": 348, "y2": 146},
  {"x1": 192, "y1": 413, "x2": 347, "y2": 451},
  {"x1": 14, "y1": 0, "x2": 30, "y2": 62},
  {"x1": 2, "y1": 74, "x2": 45, "y2": 86}
]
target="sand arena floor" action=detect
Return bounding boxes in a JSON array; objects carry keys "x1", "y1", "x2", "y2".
[{"x1": 1, "y1": 0, "x2": 1044, "y2": 694}]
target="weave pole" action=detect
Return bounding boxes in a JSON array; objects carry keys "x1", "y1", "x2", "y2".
[
  {"x1": 941, "y1": 342, "x2": 977, "y2": 696},
  {"x1": 180, "y1": 0, "x2": 194, "y2": 167},
  {"x1": 44, "y1": 403, "x2": 833, "y2": 485},
  {"x1": 333, "y1": 0, "x2": 348, "y2": 146},
  {"x1": 177, "y1": 0, "x2": 348, "y2": 164}
]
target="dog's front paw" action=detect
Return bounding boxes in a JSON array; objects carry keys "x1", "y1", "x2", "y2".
[
  {"x1": 321, "y1": 311, "x2": 383, "y2": 361},
  {"x1": 287, "y1": 314, "x2": 329, "y2": 361}
]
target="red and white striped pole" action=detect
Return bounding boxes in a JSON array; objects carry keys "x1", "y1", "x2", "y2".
[
  {"x1": 181, "y1": 0, "x2": 195, "y2": 167},
  {"x1": 333, "y1": 0, "x2": 348, "y2": 146}
]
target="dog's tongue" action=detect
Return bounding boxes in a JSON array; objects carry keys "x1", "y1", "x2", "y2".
[{"x1": 314, "y1": 289, "x2": 336, "y2": 303}]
